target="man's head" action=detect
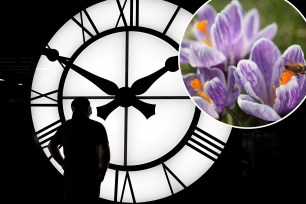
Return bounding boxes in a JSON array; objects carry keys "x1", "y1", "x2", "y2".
[{"x1": 71, "y1": 97, "x2": 92, "y2": 117}]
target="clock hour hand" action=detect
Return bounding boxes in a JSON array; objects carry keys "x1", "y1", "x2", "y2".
[
  {"x1": 131, "y1": 56, "x2": 178, "y2": 95},
  {"x1": 97, "y1": 100, "x2": 120, "y2": 120},
  {"x1": 96, "y1": 56, "x2": 178, "y2": 120},
  {"x1": 97, "y1": 87, "x2": 156, "y2": 120},
  {"x1": 132, "y1": 99, "x2": 156, "y2": 119},
  {"x1": 97, "y1": 97, "x2": 156, "y2": 120},
  {"x1": 42, "y1": 48, "x2": 119, "y2": 96}
]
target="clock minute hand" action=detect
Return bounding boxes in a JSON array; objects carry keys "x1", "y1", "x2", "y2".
[
  {"x1": 42, "y1": 48, "x2": 119, "y2": 96},
  {"x1": 59, "y1": 58, "x2": 119, "y2": 95},
  {"x1": 130, "y1": 56, "x2": 178, "y2": 95}
]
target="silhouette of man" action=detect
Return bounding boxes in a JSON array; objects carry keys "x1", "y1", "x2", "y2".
[{"x1": 48, "y1": 97, "x2": 110, "y2": 204}]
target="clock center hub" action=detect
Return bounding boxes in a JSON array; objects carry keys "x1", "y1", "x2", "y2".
[{"x1": 115, "y1": 87, "x2": 136, "y2": 107}]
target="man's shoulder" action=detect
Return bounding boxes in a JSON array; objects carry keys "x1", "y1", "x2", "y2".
[
  {"x1": 88, "y1": 120, "x2": 107, "y2": 137},
  {"x1": 64, "y1": 118, "x2": 106, "y2": 131}
]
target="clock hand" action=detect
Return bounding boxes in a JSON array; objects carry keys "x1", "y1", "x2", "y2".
[
  {"x1": 97, "y1": 87, "x2": 156, "y2": 120},
  {"x1": 130, "y1": 56, "x2": 178, "y2": 95},
  {"x1": 97, "y1": 100, "x2": 121, "y2": 120},
  {"x1": 97, "y1": 98, "x2": 156, "y2": 120},
  {"x1": 132, "y1": 99, "x2": 156, "y2": 118},
  {"x1": 43, "y1": 48, "x2": 156, "y2": 120},
  {"x1": 42, "y1": 48, "x2": 119, "y2": 95},
  {"x1": 95, "y1": 56, "x2": 178, "y2": 120}
]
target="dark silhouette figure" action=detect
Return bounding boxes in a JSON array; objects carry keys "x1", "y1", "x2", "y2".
[{"x1": 48, "y1": 97, "x2": 110, "y2": 204}]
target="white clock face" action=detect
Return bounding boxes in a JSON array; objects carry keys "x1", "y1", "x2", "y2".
[
  {"x1": 62, "y1": 31, "x2": 197, "y2": 167},
  {"x1": 30, "y1": 0, "x2": 232, "y2": 203}
]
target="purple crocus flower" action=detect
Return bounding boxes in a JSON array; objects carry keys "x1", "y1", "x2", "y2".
[
  {"x1": 183, "y1": 66, "x2": 240, "y2": 119},
  {"x1": 235, "y1": 38, "x2": 306, "y2": 121},
  {"x1": 181, "y1": 0, "x2": 277, "y2": 68}
]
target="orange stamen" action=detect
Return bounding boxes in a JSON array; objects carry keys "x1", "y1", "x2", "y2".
[
  {"x1": 191, "y1": 79, "x2": 211, "y2": 104},
  {"x1": 196, "y1": 20, "x2": 212, "y2": 47},
  {"x1": 191, "y1": 78, "x2": 204, "y2": 89},
  {"x1": 279, "y1": 71, "x2": 295, "y2": 85},
  {"x1": 202, "y1": 39, "x2": 213, "y2": 48},
  {"x1": 273, "y1": 70, "x2": 295, "y2": 102}
]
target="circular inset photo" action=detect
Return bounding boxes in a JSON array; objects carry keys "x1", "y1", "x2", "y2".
[{"x1": 179, "y1": 0, "x2": 306, "y2": 129}]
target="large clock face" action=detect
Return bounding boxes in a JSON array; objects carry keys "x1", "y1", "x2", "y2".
[{"x1": 30, "y1": 0, "x2": 232, "y2": 203}]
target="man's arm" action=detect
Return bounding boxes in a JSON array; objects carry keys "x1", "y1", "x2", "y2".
[
  {"x1": 98, "y1": 143, "x2": 111, "y2": 182},
  {"x1": 48, "y1": 139, "x2": 64, "y2": 169}
]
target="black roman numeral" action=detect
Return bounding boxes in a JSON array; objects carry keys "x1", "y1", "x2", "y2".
[
  {"x1": 72, "y1": 9, "x2": 99, "y2": 43},
  {"x1": 116, "y1": 0, "x2": 139, "y2": 27},
  {"x1": 34, "y1": 120, "x2": 61, "y2": 149},
  {"x1": 162, "y1": 163, "x2": 186, "y2": 195},
  {"x1": 31, "y1": 90, "x2": 58, "y2": 106},
  {"x1": 163, "y1": 6, "x2": 181, "y2": 34},
  {"x1": 187, "y1": 127, "x2": 226, "y2": 161},
  {"x1": 114, "y1": 171, "x2": 136, "y2": 203}
]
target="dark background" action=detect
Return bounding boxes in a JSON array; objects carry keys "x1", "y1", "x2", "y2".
[{"x1": 1, "y1": 0, "x2": 305, "y2": 203}]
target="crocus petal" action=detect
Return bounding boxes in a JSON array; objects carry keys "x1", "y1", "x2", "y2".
[
  {"x1": 223, "y1": 0, "x2": 243, "y2": 43},
  {"x1": 274, "y1": 77, "x2": 300, "y2": 116},
  {"x1": 238, "y1": 95, "x2": 281, "y2": 121},
  {"x1": 232, "y1": 35, "x2": 247, "y2": 64},
  {"x1": 272, "y1": 44, "x2": 306, "y2": 90},
  {"x1": 238, "y1": 94, "x2": 255, "y2": 102},
  {"x1": 227, "y1": 66, "x2": 237, "y2": 92},
  {"x1": 250, "y1": 38, "x2": 280, "y2": 82},
  {"x1": 299, "y1": 81, "x2": 306, "y2": 102},
  {"x1": 183, "y1": 73, "x2": 203, "y2": 96},
  {"x1": 189, "y1": 43, "x2": 226, "y2": 68},
  {"x1": 181, "y1": 40, "x2": 193, "y2": 49},
  {"x1": 250, "y1": 38, "x2": 281, "y2": 105},
  {"x1": 211, "y1": 13, "x2": 231, "y2": 61},
  {"x1": 251, "y1": 23, "x2": 277, "y2": 45},
  {"x1": 235, "y1": 60, "x2": 267, "y2": 103},
  {"x1": 180, "y1": 48, "x2": 190, "y2": 64},
  {"x1": 197, "y1": 4, "x2": 217, "y2": 31},
  {"x1": 198, "y1": 67, "x2": 226, "y2": 87},
  {"x1": 295, "y1": 75, "x2": 305, "y2": 102},
  {"x1": 204, "y1": 77, "x2": 228, "y2": 114},
  {"x1": 227, "y1": 66, "x2": 241, "y2": 108},
  {"x1": 193, "y1": 96, "x2": 219, "y2": 119},
  {"x1": 244, "y1": 8, "x2": 260, "y2": 41},
  {"x1": 282, "y1": 45, "x2": 306, "y2": 64}
]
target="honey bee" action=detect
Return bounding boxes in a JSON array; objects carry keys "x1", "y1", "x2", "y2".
[{"x1": 281, "y1": 57, "x2": 306, "y2": 78}]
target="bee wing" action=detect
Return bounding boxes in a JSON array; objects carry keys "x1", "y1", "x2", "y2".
[
  {"x1": 281, "y1": 56, "x2": 297, "y2": 64},
  {"x1": 281, "y1": 57, "x2": 303, "y2": 70}
]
